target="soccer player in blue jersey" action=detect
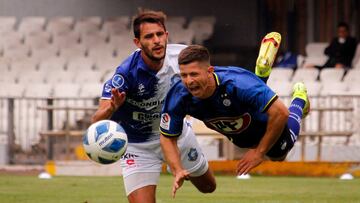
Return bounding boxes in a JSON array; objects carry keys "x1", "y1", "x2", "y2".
[
  {"x1": 92, "y1": 11, "x2": 215, "y2": 203},
  {"x1": 160, "y1": 38, "x2": 310, "y2": 196}
]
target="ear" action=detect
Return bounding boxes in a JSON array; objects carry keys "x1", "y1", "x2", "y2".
[
  {"x1": 133, "y1": 38, "x2": 141, "y2": 49},
  {"x1": 207, "y1": 66, "x2": 214, "y2": 74}
]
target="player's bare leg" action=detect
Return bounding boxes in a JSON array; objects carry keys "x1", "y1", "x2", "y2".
[
  {"x1": 127, "y1": 185, "x2": 156, "y2": 203},
  {"x1": 189, "y1": 168, "x2": 216, "y2": 194}
]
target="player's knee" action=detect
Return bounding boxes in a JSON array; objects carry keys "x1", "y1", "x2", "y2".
[{"x1": 198, "y1": 182, "x2": 216, "y2": 193}]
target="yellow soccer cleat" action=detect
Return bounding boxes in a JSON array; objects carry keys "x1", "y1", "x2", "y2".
[
  {"x1": 292, "y1": 82, "x2": 310, "y2": 118},
  {"x1": 255, "y1": 32, "x2": 281, "y2": 78}
]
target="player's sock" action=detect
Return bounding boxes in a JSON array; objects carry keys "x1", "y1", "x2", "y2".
[
  {"x1": 287, "y1": 98, "x2": 305, "y2": 143},
  {"x1": 255, "y1": 32, "x2": 281, "y2": 83},
  {"x1": 287, "y1": 82, "x2": 310, "y2": 144}
]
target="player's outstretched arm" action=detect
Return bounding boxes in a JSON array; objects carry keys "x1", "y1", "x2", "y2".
[
  {"x1": 237, "y1": 99, "x2": 289, "y2": 175},
  {"x1": 91, "y1": 88, "x2": 126, "y2": 123},
  {"x1": 160, "y1": 134, "x2": 189, "y2": 198}
]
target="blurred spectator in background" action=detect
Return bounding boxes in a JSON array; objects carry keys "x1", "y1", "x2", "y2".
[{"x1": 318, "y1": 22, "x2": 357, "y2": 69}]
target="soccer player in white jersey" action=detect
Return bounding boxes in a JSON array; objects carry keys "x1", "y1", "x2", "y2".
[{"x1": 92, "y1": 10, "x2": 216, "y2": 203}]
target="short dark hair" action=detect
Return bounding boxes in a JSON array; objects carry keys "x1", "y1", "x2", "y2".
[
  {"x1": 133, "y1": 10, "x2": 167, "y2": 39},
  {"x1": 178, "y1": 45, "x2": 210, "y2": 65},
  {"x1": 337, "y1": 22, "x2": 349, "y2": 30}
]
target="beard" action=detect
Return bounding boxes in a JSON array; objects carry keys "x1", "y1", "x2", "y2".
[{"x1": 141, "y1": 42, "x2": 167, "y2": 62}]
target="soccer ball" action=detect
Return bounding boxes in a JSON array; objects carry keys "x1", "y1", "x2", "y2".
[{"x1": 83, "y1": 120, "x2": 128, "y2": 164}]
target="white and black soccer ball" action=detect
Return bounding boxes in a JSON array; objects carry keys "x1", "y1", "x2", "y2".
[{"x1": 83, "y1": 120, "x2": 128, "y2": 164}]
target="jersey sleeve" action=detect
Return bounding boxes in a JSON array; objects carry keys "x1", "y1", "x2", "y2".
[
  {"x1": 101, "y1": 67, "x2": 129, "y2": 99},
  {"x1": 234, "y1": 73, "x2": 278, "y2": 113},
  {"x1": 159, "y1": 82, "x2": 187, "y2": 137}
]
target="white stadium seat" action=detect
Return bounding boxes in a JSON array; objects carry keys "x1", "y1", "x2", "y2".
[
  {"x1": 292, "y1": 68, "x2": 319, "y2": 82},
  {"x1": 0, "y1": 16, "x2": 16, "y2": 32},
  {"x1": 38, "y1": 57, "x2": 66, "y2": 72},
  {"x1": 66, "y1": 56, "x2": 94, "y2": 72},
  {"x1": 18, "y1": 16, "x2": 46, "y2": 34},
  {"x1": 268, "y1": 68, "x2": 293, "y2": 82},
  {"x1": 319, "y1": 68, "x2": 345, "y2": 83},
  {"x1": 305, "y1": 42, "x2": 328, "y2": 57}
]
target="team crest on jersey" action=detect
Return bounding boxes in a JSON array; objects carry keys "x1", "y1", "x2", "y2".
[
  {"x1": 137, "y1": 83, "x2": 145, "y2": 95},
  {"x1": 205, "y1": 113, "x2": 251, "y2": 134},
  {"x1": 160, "y1": 113, "x2": 170, "y2": 130},
  {"x1": 187, "y1": 148, "x2": 198, "y2": 161},
  {"x1": 104, "y1": 83, "x2": 112, "y2": 93},
  {"x1": 112, "y1": 74, "x2": 124, "y2": 88}
]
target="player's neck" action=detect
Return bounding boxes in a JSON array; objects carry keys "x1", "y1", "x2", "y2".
[
  {"x1": 202, "y1": 74, "x2": 217, "y2": 99},
  {"x1": 141, "y1": 52, "x2": 164, "y2": 72}
]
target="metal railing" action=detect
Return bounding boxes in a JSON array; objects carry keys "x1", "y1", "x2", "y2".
[{"x1": 0, "y1": 95, "x2": 360, "y2": 164}]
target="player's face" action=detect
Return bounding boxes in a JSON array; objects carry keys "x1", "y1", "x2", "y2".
[
  {"x1": 134, "y1": 22, "x2": 168, "y2": 61},
  {"x1": 180, "y1": 61, "x2": 215, "y2": 99}
]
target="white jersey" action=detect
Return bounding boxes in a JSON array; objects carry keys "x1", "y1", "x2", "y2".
[{"x1": 101, "y1": 44, "x2": 186, "y2": 143}]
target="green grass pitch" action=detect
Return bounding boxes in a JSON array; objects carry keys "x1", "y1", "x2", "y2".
[{"x1": 1, "y1": 174, "x2": 359, "y2": 203}]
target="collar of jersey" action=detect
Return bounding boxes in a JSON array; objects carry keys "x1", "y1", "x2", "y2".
[
  {"x1": 137, "y1": 51, "x2": 170, "y2": 75},
  {"x1": 213, "y1": 72, "x2": 220, "y2": 86}
]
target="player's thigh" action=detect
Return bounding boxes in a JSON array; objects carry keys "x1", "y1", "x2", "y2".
[
  {"x1": 126, "y1": 173, "x2": 158, "y2": 203},
  {"x1": 120, "y1": 142, "x2": 163, "y2": 196},
  {"x1": 177, "y1": 126, "x2": 216, "y2": 192}
]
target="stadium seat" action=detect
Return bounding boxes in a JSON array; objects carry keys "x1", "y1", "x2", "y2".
[
  {"x1": 167, "y1": 16, "x2": 187, "y2": 26},
  {"x1": 81, "y1": 31, "x2": 108, "y2": 48},
  {"x1": 46, "y1": 70, "x2": 76, "y2": 84},
  {"x1": 87, "y1": 44, "x2": 115, "y2": 62},
  {"x1": 343, "y1": 69, "x2": 360, "y2": 85},
  {"x1": 108, "y1": 34, "x2": 135, "y2": 50},
  {"x1": 302, "y1": 56, "x2": 328, "y2": 68},
  {"x1": 66, "y1": 56, "x2": 95, "y2": 72},
  {"x1": 188, "y1": 21, "x2": 214, "y2": 44},
  {"x1": 292, "y1": 68, "x2": 319, "y2": 82},
  {"x1": 351, "y1": 43, "x2": 360, "y2": 67},
  {"x1": 169, "y1": 28, "x2": 194, "y2": 45},
  {"x1": 95, "y1": 56, "x2": 120, "y2": 74},
  {"x1": 267, "y1": 80, "x2": 292, "y2": 97},
  {"x1": 38, "y1": 57, "x2": 67, "y2": 72},
  {"x1": 17, "y1": 70, "x2": 47, "y2": 84},
  {"x1": 73, "y1": 16, "x2": 101, "y2": 36},
  {"x1": 73, "y1": 70, "x2": 103, "y2": 84},
  {"x1": 79, "y1": 82, "x2": 103, "y2": 98},
  {"x1": 10, "y1": 58, "x2": 39, "y2": 73},
  {"x1": 58, "y1": 44, "x2": 87, "y2": 60},
  {"x1": 318, "y1": 68, "x2": 345, "y2": 83},
  {"x1": 46, "y1": 16, "x2": 74, "y2": 35},
  {"x1": 268, "y1": 68, "x2": 294, "y2": 82},
  {"x1": 320, "y1": 81, "x2": 348, "y2": 96},
  {"x1": 305, "y1": 42, "x2": 328, "y2": 57},
  {"x1": 0, "y1": 83, "x2": 25, "y2": 97},
  {"x1": 24, "y1": 83, "x2": 54, "y2": 98},
  {"x1": 102, "y1": 18, "x2": 129, "y2": 35},
  {"x1": 24, "y1": 31, "x2": 51, "y2": 49},
  {"x1": 53, "y1": 83, "x2": 81, "y2": 98},
  {"x1": 52, "y1": 32, "x2": 80, "y2": 49},
  {"x1": 18, "y1": 16, "x2": 46, "y2": 35},
  {"x1": 30, "y1": 44, "x2": 59, "y2": 60},
  {"x1": 2, "y1": 43, "x2": 30, "y2": 61},
  {"x1": 304, "y1": 81, "x2": 322, "y2": 97},
  {"x1": 0, "y1": 16, "x2": 16, "y2": 32},
  {"x1": 0, "y1": 70, "x2": 17, "y2": 83}
]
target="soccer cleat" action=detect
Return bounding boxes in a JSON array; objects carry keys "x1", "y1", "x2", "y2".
[
  {"x1": 255, "y1": 32, "x2": 281, "y2": 78},
  {"x1": 292, "y1": 82, "x2": 310, "y2": 118}
]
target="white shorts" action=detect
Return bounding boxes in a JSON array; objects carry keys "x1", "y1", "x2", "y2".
[{"x1": 120, "y1": 121, "x2": 209, "y2": 195}]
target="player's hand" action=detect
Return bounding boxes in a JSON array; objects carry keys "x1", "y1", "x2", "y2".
[
  {"x1": 236, "y1": 149, "x2": 265, "y2": 176},
  {"x1": 110, "y1": 88, "x2": 126, "y2": 112},
  {"x1": 172, "y1": 169, "x2": 190, "y2": 198}
]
